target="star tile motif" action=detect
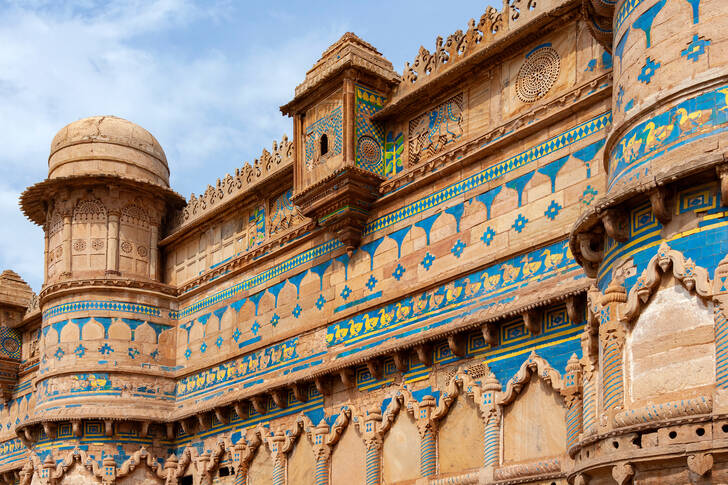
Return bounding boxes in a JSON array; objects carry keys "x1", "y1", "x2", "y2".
[
  {"x1": 184, "y1": 348, "x2": 192, "y2": 360},
  {"x1": 270, "y1": 313, "x2": 280, "y2": 327},
  {"x1": 54, "y1": 347, "x2": 65, "y2": 360},
  {"x1": 292, "y1": 304, "x2": 302, "y2": 318},
  {"x1": 316, "y1": 295, "x2": 326, "y2": 310},
  {"x1": 128, "y1": 347, "x2": 140, "y2": 359},
  {"x1": 232, "y1": 328, "x2": 241, "y2": 342},
  {"x1": 512, "y1": 214, "x2": 528, "y2": 233},
  {"x1": 451, "y1": 239, "x2": 466, "y2": 258},
  {"x1": 99, "y1": 343, "x2": 114, "y2": 355},
  {"x1": 544, "y1": 200, "x2": 562, "y2": 220},
  {"x1": 200, "y1": 342, "x2": 208, "y2": 353},
  {"x1": 74, "y1": 344, "x2": 86, "y2": 358},
  {"x1": 340, "y1": 285, "x2": 352, "y2": 300},
  {"x1": 392, "y1": 264, "x2": 406, "y2": 281},
  {"x1": 251, "y1": 321, "x2": 260, "y2": 334},
  {"x1": 481, "y1": 227, "x2": 496, "y2": 246},
  {"x1": 421, "y1": 252, "x2": 436, "y2": 271},
  {"x1": 681, "y1": 34, "x2": 711, "y2": 62},
  {"x1": 638, "y1": 57, "x2": 661, "y2": 84},
  {"x1": 216, "y1": 336, "x2": 224, "y2": 348},
  {"x1": 366, "y1": 275, "x2": 378, "y2": 291}
]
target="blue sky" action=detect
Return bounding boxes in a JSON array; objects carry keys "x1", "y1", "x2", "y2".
[{"x1": 0, "y1": 0, "x2": 495, "y2": 290}]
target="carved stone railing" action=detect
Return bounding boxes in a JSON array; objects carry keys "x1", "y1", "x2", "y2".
[
  {"x1": 166, "y1": 136, "x2": 294, "y2": 234},
  {"x1": 393, "y1": 0, "x2": 560, "y2": 97}
]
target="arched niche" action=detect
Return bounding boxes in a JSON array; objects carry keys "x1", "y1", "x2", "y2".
[
  {"x1": 627, "y1": 281, "x2": 714, "y2": 405},
  {"x1": 117, "y1": 466, "x2": 163, "y2": 485},
  {"x1": 247, "y1": 444, "x2": 273, "y2": 485},
  {"x1": 382, "y1": 408, "x2": 419, "y2": 483},
  {"x1": 438, "y1": 393, "x2": 484, "y2": 473},
  {"x1": 502, "y1": 372, "x2": 566, "y2": 464},
  {"x1": 287, "y1": 432, "x2": 314, "y2": 484},
  {"x1": 56, "y1": 462, "x2": 98, "y2": 485},
  {"x1": 331, "y1": 424, "x2": 366, "y2": 485}
]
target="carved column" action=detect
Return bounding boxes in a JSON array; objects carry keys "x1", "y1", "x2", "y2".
[
  {"x1": 713, "y1": 254, "x2": 728, "y2": 412},
  {"x1": 312, "y1": 421, "x2": 332, "y2": 485},
  {"x1": 234, "y1": 464, "x2": 248, "y2": 485},
  {"x1": 106, "y1": 210, "x2": 120, "y2": 274},
  {"x1": 361, "y1": 407, "x2": 384, "y2": 485},
  {"x1": 269, "y1": 431, "x2": 287, "y2": 485},
  {"x1": 599, "y1": 282, "x2": 627, "y2": 429},
  {"x1": 563, "y1": 354, "x2": 583, "y2": 451},
  {"x1": 581, "y1": 364, "x2": 597, "y2": 436},
  {"x1": 149, "y1": 224, "x2": 159, "y2": 280},
  {"x1": 342, "y1": 76, "x2": 355, "y2": 165},
  {"x1": 61, "y1": 213, "x2": 72, "y2": 277},
  {"x1": 197, "y1": 453, "x2": 212, "y2": 485},
  {"x1": 43, "y1": 229, "x2": 49, "y2": 282},
  {"x1": 163, "y1": 456, "x2": 179, "y2": 485},
  {"x1": 101, "y1": 455, "x2": 116, "y2": 485},
  {"x1": 481, "y1": 372, "x2": 501, "y2": 468},
  {"x1": 415, "y1": 395, "x2": 438, "y2": 478}
]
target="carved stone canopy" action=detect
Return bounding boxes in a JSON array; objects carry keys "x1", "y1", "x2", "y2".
[{"x1": 291, "y1": 166, "x2": 383, "y2": 254}]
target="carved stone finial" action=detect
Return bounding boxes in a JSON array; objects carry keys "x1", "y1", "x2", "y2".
[
  {"x1": 566, "y1": 353, "x2": 581, "y2": 373},
  {"x1": 601, "y1": 280, "x2": 627, "y2": 305}
]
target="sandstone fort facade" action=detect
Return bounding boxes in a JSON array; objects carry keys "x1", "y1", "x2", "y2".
[{"x1": 0, "y1": 0, "x2": 725, "y2": 483}]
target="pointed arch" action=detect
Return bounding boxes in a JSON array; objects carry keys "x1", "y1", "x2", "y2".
[
  {"x1": 620, "y1": 242, "x2": 712, "y2": 324},
  {"x1": 499, "y1": 351, "x2": 564, "y2": 405}
]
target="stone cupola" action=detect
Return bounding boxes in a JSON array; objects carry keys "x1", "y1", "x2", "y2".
[{"x1": 280, "y1": 33, "x2": 400, "y2": 254}]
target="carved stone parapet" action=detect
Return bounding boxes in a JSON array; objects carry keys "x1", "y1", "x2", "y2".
[
  {"x1": 614, "y1": 396, "x2": 712, "y2": 428},
  {"x1": 493, "y1": 458, "x2": 560, "y2": 481}
]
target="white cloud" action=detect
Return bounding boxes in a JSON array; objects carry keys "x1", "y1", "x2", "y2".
[{"x1": 0, "y1": 0, "x2": 342, "y2": 290}]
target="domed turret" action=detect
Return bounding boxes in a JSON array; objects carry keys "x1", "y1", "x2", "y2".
[{"x1": 48, "y1": 115, "x2": 169, "y2": 188}]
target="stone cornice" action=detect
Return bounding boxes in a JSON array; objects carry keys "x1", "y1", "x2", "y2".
[{"x1": 39, "y1": 278, "x2": 177, "y2": 308}]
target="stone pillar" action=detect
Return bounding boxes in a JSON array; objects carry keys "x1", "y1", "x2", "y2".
[
  {"x1": 163, "y1": 456, "x2": 179, "y2": 485},
  {"x1": 581, "y1": 366, "x2": 597, "y2": 436},
  {"x1": 563, "y1": 354, "x2": 584, "y2": 451},
  {"x1": 365, "y1": 437, "x2": 382, "y2": 485},
  {"x1": 713, "y1": 254, "x2": 728, "y2": 412},
  {"x1": 234, "y1": 464, "x2": 248, "y2": 485},
  {"x1": 269, "y1": 431, "x2": 287, "y2": 485},
  {"x1": 196, "y1": 453, "x2": 212, "y2": 485},
  {"x1": 43, "y1": 230, "x2": 49, "y2": 282},
  {"x1": 342, "y1": 76, "x2": 355, "y2": 165},
  {"x1": 415, "y1": 395, "x2": 437, "y2": 478},
  {"x1": 61, "y1": 213, "x2": 72, "y2": 277},
  {"x1": 481, "y1": 372, "x2": 501, "y2": 468},
  {"x1": 106, "y1": 210, "x2": 120, "y2": 274},
  {"x1": 102, "y1": 455, "x2": 116, "y2": 485},
  {"x1": 361, "y1": 407, "x2": 384, "y2": 485},
  {"x1": 312, "y1": 421, "x2": 331, "y2": 485},
  {"x1": 599, "y1": 282, "x2": 627, "y2": 429},
  {"x1": 149, "y1": 224, "x2": 159, "y2": 280}
]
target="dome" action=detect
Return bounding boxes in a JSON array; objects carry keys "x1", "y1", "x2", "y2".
[{"x1": 48, "y1": 116, "x2": 170, "y2": 188}]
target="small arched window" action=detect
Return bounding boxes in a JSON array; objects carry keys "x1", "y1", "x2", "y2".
[{"x1": 320, "y1": 134, "x2": 329, "y2": 156}]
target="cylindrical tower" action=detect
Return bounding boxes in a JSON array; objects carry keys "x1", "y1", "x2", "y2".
[
  {"x1": 19, "y1": 116, "x2": 184, "y2": 474},
  {"x1": 571, "y1": 0, "x2": 728, "y2": 481}
]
